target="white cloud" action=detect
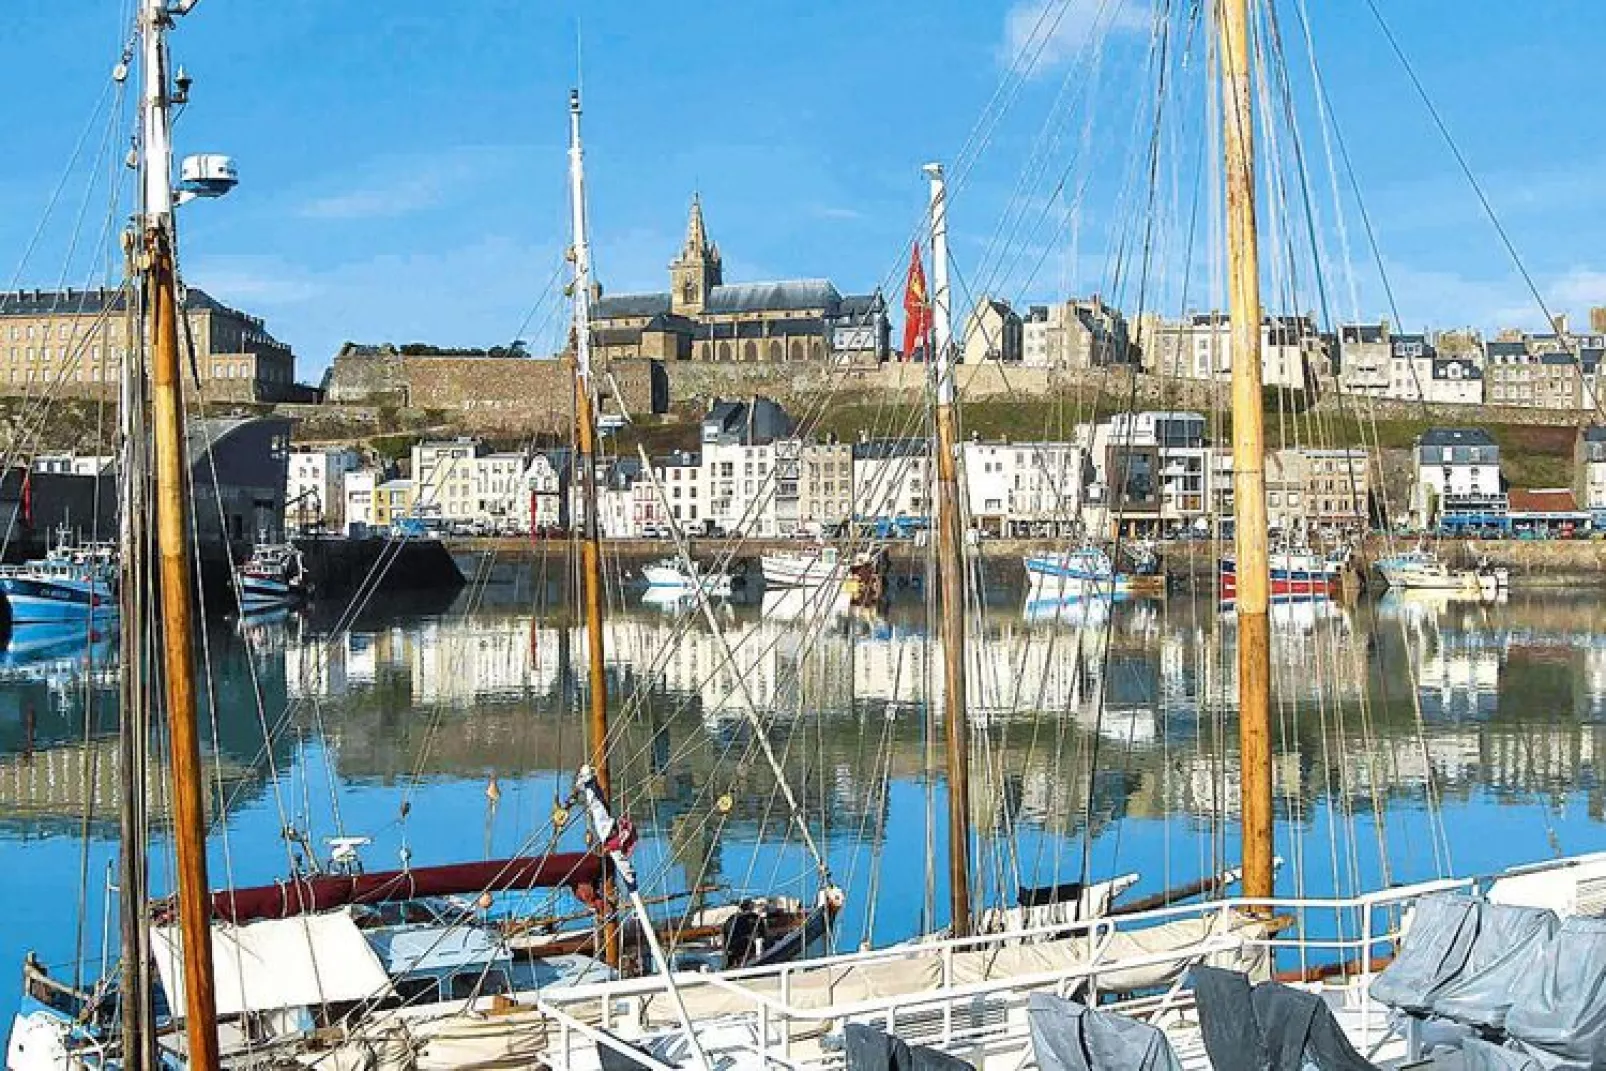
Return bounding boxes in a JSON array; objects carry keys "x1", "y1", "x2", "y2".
[
  {"x1": 293, "y1": 147, "x2": 530, "y2": 221},
  {"x1": 1001, "y1": 0, "x2": 1151, "y2": 73}
]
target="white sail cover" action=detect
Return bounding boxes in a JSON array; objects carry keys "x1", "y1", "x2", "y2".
[{"x1": 152, "y1": 908, "x2": 392, "y2": 1018}]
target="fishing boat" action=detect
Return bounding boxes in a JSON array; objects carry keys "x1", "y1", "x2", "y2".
[
  {"x1": 1376, "y1": 545, "x2": 1508, "y2": 598},
  {"x1": 1023, "y1": 542, "x2": 1164, "y2": 599},
  {"x1": 641, "y1": 556, "x2": 734, "y2": 598},
  {"x1": 233, "y1": 539, "x2": 308, "y2": 611},
  {"x1": 1219, "y1": 544, "x2": 1349, "y2": 602},
  {"x1": 0, "y1": 528, "x2": 117, "y2": 627}
]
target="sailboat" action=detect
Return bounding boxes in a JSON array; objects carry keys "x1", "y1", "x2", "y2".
[{"x1": 1375, "y1": 540, "x2": 1508, "y2": 598}]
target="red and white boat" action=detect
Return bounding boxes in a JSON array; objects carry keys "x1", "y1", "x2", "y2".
[{"x1": 1219, "y1": 545, "x2": 1349, "y2": 602}]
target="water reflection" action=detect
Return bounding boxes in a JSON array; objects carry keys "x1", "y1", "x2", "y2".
[{"x1": 4, "y1": 585, "x2": 1606, "y2": 1021}]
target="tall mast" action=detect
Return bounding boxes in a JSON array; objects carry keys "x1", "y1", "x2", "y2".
[
  {"x1": 1219, "y1": 0, "x2": 1273, "y2": 900},
  {"x1": 141, "y1": 0, "x2": 221, "y2": 1067},
  {"x1": 924, "y1": 162, "x2": 973, "y2": 937},
  {"x1": 567, "y1": 88, "x2": 618, "y2": 967},
  {"x1": 116, "y1": 248, "x2": 155, "y2": 1071}
]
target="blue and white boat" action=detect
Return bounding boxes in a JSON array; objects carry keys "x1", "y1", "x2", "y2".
[
  {"x1": 0, "y1": 532, "x2": 117, "y2": 627},
  {"x1": 1024, "y1": 543, "x2": 1164, "y2": 599}
]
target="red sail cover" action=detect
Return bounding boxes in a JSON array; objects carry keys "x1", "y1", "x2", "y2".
[{"x1": 185, "y1": 853, "x2": 606, "y2": 924}]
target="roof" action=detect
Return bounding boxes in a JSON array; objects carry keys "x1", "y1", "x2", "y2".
[
  {"x1": 1507, "y1": 488, "x2": 1580, "y2": 514},
  {"x1": 1485, "y1": 340, "x2": 1530, "y2": 359},
  {"x1": 1418, "y1": 427, "x2": 1497, "y2": 448},
  {"x1": 1583, "y1": 426, "x2": 1606, "y2": 443},
  {"x1": 704, "y1": 279, "x2": 841, "y2": 315},
  {"x1": 0, "y1": 286, "x2": 249, "y2": 321},
  {"x1": 593, "y1": 292, "x2": 671, "y2": 319},
  {"x1": 854, "y1": 438, "x2": 929, "y2": 461},
  {"x1": 185, "y1": 415, "x2": 290, "y2": 466},
  {"x1": 1432, "y1": 357, "x2": 1482, "y2": 380},
  {"x1": 364, "y1": 923, "x2": 507, "y2": 976},
  {"x1": 1340, "y1": 324, "x2": 1386, "y2": 344},
  {"x1": 836, "y1": 292, "x2": 884, "y2": 318},
  {"x1": 153, "y1": 910, "x2": 392, "y2": 1018}
]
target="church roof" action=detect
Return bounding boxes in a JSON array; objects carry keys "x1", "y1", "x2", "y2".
[
  {"x1": 705, "y1": 280, "x2": 841, "y2": 315},
  {"x1": 594, "y1": 292, "x2": 670, "y2": 319}
]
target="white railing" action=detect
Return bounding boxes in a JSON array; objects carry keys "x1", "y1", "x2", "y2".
[{"x1": 531, "y1": 872, "x2": 1502, "y2": 1071}]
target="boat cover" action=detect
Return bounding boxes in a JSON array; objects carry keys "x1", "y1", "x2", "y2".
[
  {"x1": 1430, "y1": 903, "x2": 1558, "y2": 1031},
  {"x1": 1501, "y1": 915, "x2": 1606, "y2": 1068},
  {"x1": 844, "y1": 1023, "x2": 973, "y2": 1071},
  {"x1": 1026, "y1": 992, "x2": 1181, "y2": 1071},
  {"x1": 152, "y1": 909, "x2": 392, "y2": 1018},
  {"x1": 1367, "y1": 893, "x2": 1480, "y2": 1015},
  {"x1": 1457, "y1": 1037, "x2": 1545, "y2": 1071},
  {"x1": 1192, "y1": 966, "x2": 1376, "y2": 1071}
]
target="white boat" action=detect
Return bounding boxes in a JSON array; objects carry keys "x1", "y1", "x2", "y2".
[
  {"x1": 234, "y1": 541, "x2": 308, "y2": 611},
  {"x1": 0, "y1": 531, "x2": 117, "y2": 627},
  {"x1": 641, "y1": 556, "x2": 733, "y2": 598},
  {"x1": 761, "y1": 545, "x2": 886, "y2": 605},
  {"x1": 1376, "y1": 547, "x2": 1508, "y2": 598}
]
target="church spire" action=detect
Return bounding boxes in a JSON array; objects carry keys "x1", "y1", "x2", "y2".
[{"x1": 684, "y1": 193, "x2": 709, "y2": 256}]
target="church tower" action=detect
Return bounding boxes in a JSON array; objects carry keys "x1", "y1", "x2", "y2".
[{"x1": 669, "y1": 194, "x2": 723, "y2": 316}]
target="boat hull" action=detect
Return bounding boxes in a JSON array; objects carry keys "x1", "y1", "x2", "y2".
[
  {"x1": 1024, "y1": 557, "x2": 1164, "y2": 598},
  {"x1": 0, "y1": 576, "x2": 116, "y2": 625},
  {"x1": 642, "y1": 562, "x2": 733, "y2": 597},
  {"x1": 237, "y1": 571, "x2": 303, "y2": 609},
  {"x1": 1219, "y1": 560, "x2": 1340, "y2": 601},
  {"x1": 760, "y1": 554, "x2": 842, "y2": 589}
]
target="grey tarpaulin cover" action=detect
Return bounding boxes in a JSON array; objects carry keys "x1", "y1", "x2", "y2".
[
  {"x1": 1368, "y1": 893, "x2": 1481, "y2": 1015},
  {"x1": 1430, "y1": 903, "x2": 1558, "y2": 1032},
  {"x1": 1458, "y1": 1037, "x2": 1544, "y2": 1071},
  {"x1": 843, "y1": 1023, "x2": 974, "y2": 1071},
  {"x1": 1025, "y1": 992, "x2": 1182, "y2": 1071},
  {"x1": 1193, "y1": 966, "x2": 1378, "y2": 1071},
  {"x1": 1501, "y1": 915, "x2": 1606, "y2": 1068}
]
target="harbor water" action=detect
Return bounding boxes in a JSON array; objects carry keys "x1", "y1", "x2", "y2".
[{"x1": 0, "y1": 580, "x2": 1603, "y2": 1023}]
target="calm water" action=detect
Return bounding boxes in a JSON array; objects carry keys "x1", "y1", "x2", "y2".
[{"x1": 1, "y1": 580, "x2": 1604, "y2": 1023}]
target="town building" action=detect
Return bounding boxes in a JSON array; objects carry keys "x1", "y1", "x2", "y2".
[
  {"x1": 526, "y1": 450, "x2": 571, "y2": 533},
  {"x1": 344, "y1": 470, "x2": 377, "y2": 531},
  {"x1": 31, "y1": 454, "x2": 113, "y2": 476},
  {"x1": 286, "y1": 447, "x2": 361, "y2": 533},
  {"x1": 698, "y1": 396, "x2": 795, "y2": 536},
  {"x1": 960, "y1": 298, "x2": 1024, "y2": 365},
  {"x1": 1386, "y1": 334, "x2": 1435, "y2": 402},
  {"x1": 0, "y1": 287, "x2": 299, "y2": 401},
  {"x1": 1336, "y1": 323, "x2": 1390, "y2": 396},
  {"x1": 1302, "y1": 449, "x2": 1371, "y2": 531},
  {"x1": 410, "y1": 438, "x2": 484, "y2": 524},
  {"x1": 1574, "y1": 426, "x2": 1606, "y2": 526},
  {"x1": 648, "y1": 450, "x2": 700, "y2": 533},
  {"x1": 588, "y1": 196, "x2": 890, "y2": 365},
  {"x1": 853, "y1": 438, "x2": 929, "y2": 523},
  {"x1": 1144, "y1": 314, "x2": 1315, "y2": 391},
  {"x1": 963, "y1": 439, "x2": 1086, "y2": 537},
  {"x1": 795, "y1": 440, "x2": 853, "y2": 534},
  {"x1": 1085, "y1": 411, "x2": 1208, "y2": 536},
  {"x1": 1426, "y1": 357, "x2": 1483, "y2": 405},
  {"x1": 1020, "y1": 296, "x2": 1132, "y2": 370},
  {"x1": 373, "y1": 478, "x2": 414, "y2": 529},
  {"x1": 186, "y1": 416, "x2": 293, "y2": 546},
  {"x1": 1412, "y1": 427, "x2": 1505, "y2": 531}
]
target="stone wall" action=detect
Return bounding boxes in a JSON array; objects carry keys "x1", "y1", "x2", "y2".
[{"x1": 322, "y1": 352, "x2": 664, "y2": 433}]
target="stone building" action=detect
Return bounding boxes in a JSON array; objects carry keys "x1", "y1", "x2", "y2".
[
  {"x1": 589, "y1": 196, "x2": 889, "y2": 365},
  {"x1": 1337, "y1": 322, "x2": 1390, "y2": 396},
  {"x1": 960, "y1": 298, "x2": 1023, "y2": 364},
  {"x1": 1142, "y1": 313, "x2": 1316, "y2": 391},
  {"x1": 0, "y1": 286, "x2": 299, "y2": 401},
  {"x1": 1021, "y1": 296, "x2": 1131, "y2": 369}
]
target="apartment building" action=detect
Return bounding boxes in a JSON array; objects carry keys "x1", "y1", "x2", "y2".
[
  {"x1": 0, "y1": 286, "x2": 298, "y2": 401},
  {"x1": 287, "y1": 447, "x2": 362, "y2": 532}
]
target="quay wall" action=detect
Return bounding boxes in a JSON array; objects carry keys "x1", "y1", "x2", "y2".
[{"x1": 445, "y1": 536, "x2": 1606, "y2": 591}]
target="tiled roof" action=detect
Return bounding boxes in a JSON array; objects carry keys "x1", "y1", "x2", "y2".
[
  {"x1": 1507, "y1": 488, "x2": 1578, "y2": 513},
  {"x1": 704, "y1": 280, "x2": 841, "y2": 315},
  {"x1": 1418, "y1": 427, "x2": 1496, "y2": 448},
  {"x1": 593, "y1": 292, "x2": 671, "y2": 319}
]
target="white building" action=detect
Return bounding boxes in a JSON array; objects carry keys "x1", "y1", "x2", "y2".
[
  {"x1": 853, "y1": 438, "x2": 929, "y2": 522},
  {"x1": 286, "y1": 447, "x2": 362, "y2": 532},
  {"x1": 1413, "y1": 427, "x2": 1504, "y2": 528},
  {"x1": 411, "y1": 438, "x2": 482, "y2": 523},
  {"x1": 343, "y1": 469, "x2": 377, "y2": 531},
  {"x1": 697, "y1": 397, "x2": 793, "y2": 537},
  {"x1": 1150, "y1": 315, "x2": 1315, "y2": 391},
  {"x1": 31, "y1": 454, "x2": 114, "y2": 476},
  {"x1": 1426, "y1": 357, "x2": 1483, "y2": 405},
  {"x1": 524, "y1": 450, "x2": 569, "y2": 532},
  {"x1": 963, "y1": 439, "x2": 1086, "y2": 536},
  {"x1": 1577, "y1": 426, "x2": 1606, "y2": 523}
]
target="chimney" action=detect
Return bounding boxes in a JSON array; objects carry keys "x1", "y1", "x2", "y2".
[{"x1": 1553, "y1": 312, "x2": 1570, "y2": 337}]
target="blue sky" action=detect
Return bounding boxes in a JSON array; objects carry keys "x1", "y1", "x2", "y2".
[{"x1": 4, "y1": 1, "x2": 1606, "y2": 380}]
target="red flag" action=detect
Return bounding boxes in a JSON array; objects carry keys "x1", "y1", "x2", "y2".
[{"x1": 901, "y1": 242, "x2": 931, "y2": 361}]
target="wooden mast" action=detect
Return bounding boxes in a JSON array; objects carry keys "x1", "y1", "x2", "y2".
[
  {"x1": 924, "y1": 162, "x2": 973, "y2": 936},
  {"x1": 1219, "y1": 0, "x2": 1274, "y2": 901},
  {"x1": 567, "y1": 87, "x2": 619, "y2": 967},
  {"x1": 141, "y1": 0, "x2": 221, "y2": 1066}
]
